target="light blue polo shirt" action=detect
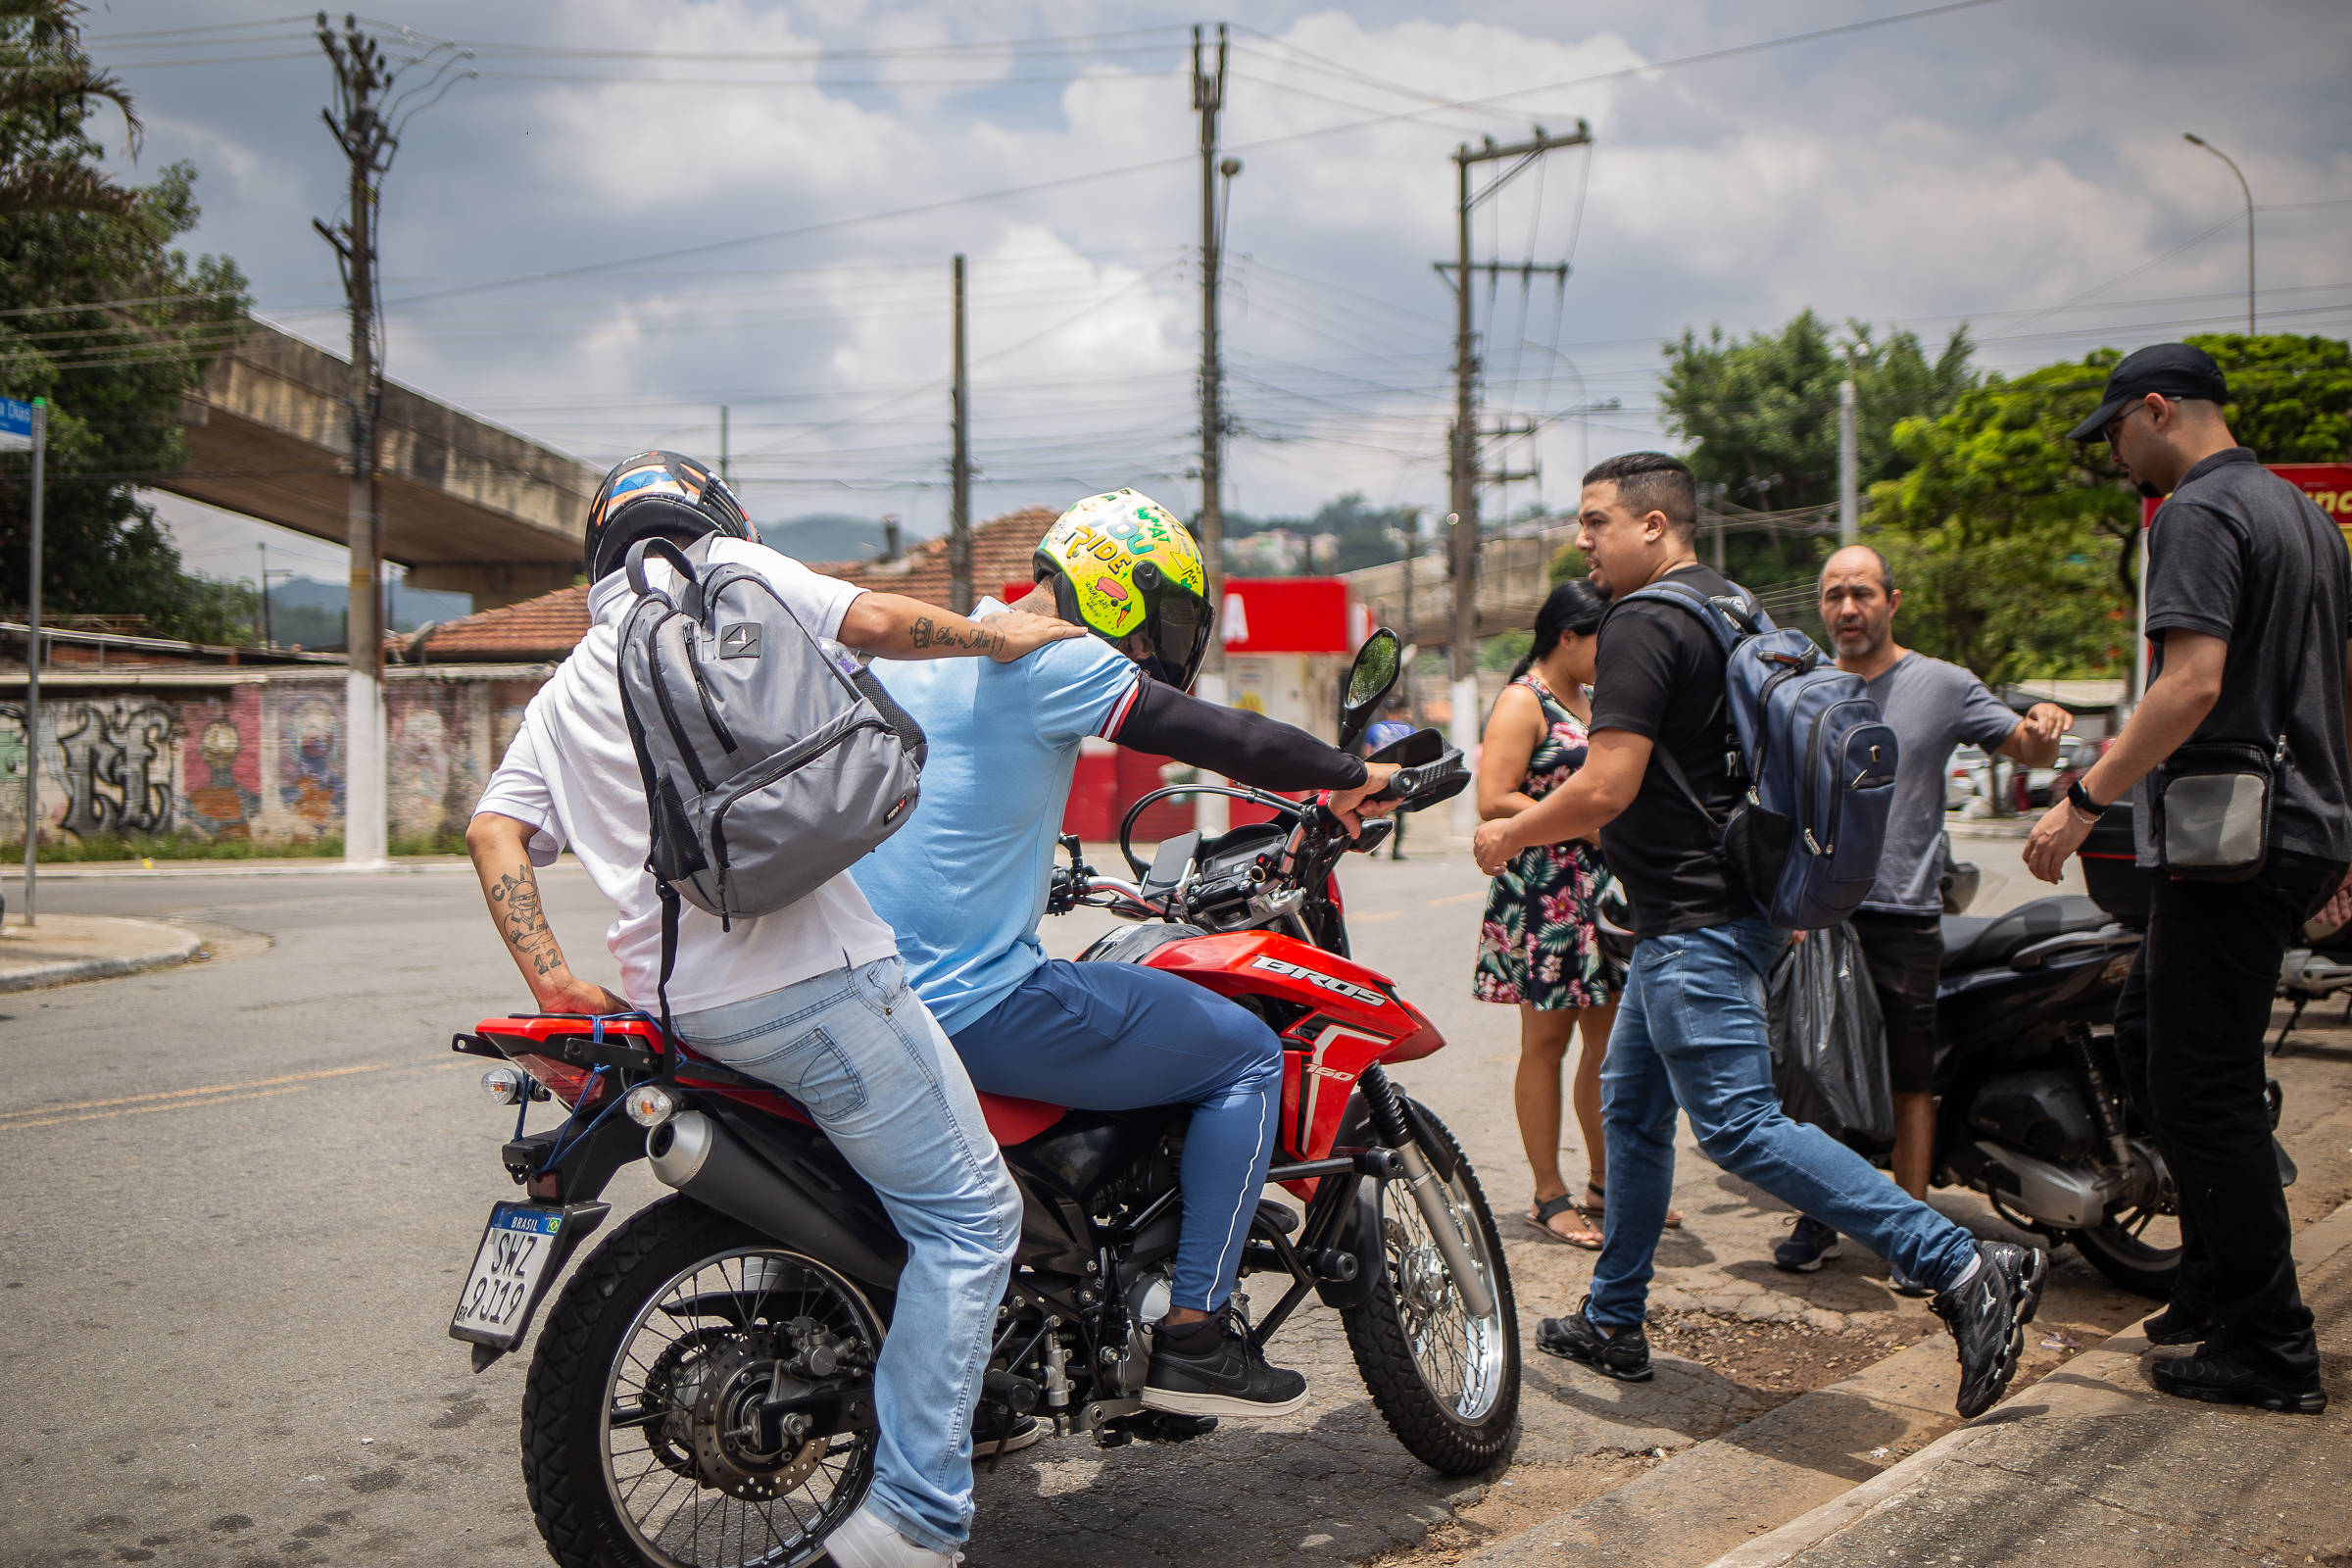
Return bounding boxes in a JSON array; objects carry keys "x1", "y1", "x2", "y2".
[{"x1": 855, "y1": 600, "x2": 1143, "y2": 1035}]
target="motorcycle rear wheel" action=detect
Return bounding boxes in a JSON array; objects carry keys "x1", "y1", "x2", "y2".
[
  {"x1": 1338, "y1": 1100, "x2": 1520, "y2": 1475},
  {"x1": 2069, "y1": 1200, "x2": 2182, "y2": 1299},
  {"x1": 520, "y1": 1195, "x2": 881, "y2": 1568}
]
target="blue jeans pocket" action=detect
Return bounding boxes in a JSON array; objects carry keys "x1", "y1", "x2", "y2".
[
  {"x1": 851, "y1": 956, "x2": 911, "y2": 1022},
  {"x1": 682, "y1": 1018, "x2": 869, "y2": 1119}
]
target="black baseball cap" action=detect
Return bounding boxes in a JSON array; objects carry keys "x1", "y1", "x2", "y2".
[{"x1": 2066, "y1": 343, "x2": 2229, "y2": 442}]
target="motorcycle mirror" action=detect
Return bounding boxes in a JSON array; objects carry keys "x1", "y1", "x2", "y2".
[{"x1": 1337, "y1": 628, "x2": 1401, "y2": 753}]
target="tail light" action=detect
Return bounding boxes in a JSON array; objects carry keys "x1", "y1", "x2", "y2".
[{"x1": 512, "y1": 1054, "x2": 612, "y2": 1110}]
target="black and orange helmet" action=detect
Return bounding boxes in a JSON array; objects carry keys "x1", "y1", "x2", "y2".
[{"x1": 583, "y1": 450, "x2": 757, "y2": 580}]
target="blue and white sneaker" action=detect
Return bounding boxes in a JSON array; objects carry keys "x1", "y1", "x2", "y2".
[{"x1": 1773, "y1": 1215, "x2": 1842, "y2": 1273}]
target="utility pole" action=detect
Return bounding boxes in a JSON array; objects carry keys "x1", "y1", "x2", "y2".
[
  {"x1": 1438, "y1": 123, "x2": 1590, "y2": 833},
  {"x1": 316, "y1": 12, "x2": 466, "y2": 868},
  {"x1": 258, "y1": 542, "x2": 272, "y2": 647},
  {"x1": 16, "y1": 397, "x2": 46, "y2": 923},
  {"x1": 1192, "y1": 24, "x2": 1235, "y2": 685},
  {"x1": 718, "y1": 405, "x2": 731, "y2": 485},
  {"x1": 949, "y1": 253, "x2": 973, "y2": 614},
  {"x1": 1838, "y1": 375, "x2": 1859, "y2": 544},
  {"x1": 1192, "y1": 24, "x2": 1238, "y2": 836}
]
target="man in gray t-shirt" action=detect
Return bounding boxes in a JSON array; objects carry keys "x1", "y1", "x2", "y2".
[{"x1": 1771, "y1": 545, "x2": 2070, "y2": 1287}]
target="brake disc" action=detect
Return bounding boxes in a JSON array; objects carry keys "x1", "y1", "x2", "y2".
[{"x1": 689, "y1": 1342, "x2": 826, "y2": 1500}]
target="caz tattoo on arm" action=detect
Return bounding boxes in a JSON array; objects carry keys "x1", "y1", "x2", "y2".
[{"x1": 489, "y1": 866, "x2": 563, "y2": 976}]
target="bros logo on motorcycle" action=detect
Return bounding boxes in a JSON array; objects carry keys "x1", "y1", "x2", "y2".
[{"x1": 1249, "y1": 953, "x2": 1388, "y2": 1006}]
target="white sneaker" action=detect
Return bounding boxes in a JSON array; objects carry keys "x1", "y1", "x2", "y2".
[{"x1": 823, "y1": 1504, "x2": 964, "y2": 1568}]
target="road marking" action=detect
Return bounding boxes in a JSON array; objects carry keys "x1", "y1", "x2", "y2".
[
  {"x1": 0, "y1": 1060, "x2": 404, "y2": 1124},
  {"x1": 4, "y1": 1084, "x2": 313, "y2": 1131},
  {"x1": 1429, "y1": 891, "x2": 1484, "y2": 906}
]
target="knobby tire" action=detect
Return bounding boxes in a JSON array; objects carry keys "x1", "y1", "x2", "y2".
[
  {"x1": 518, "y1": 1195, "x2": 860, "y2": 1568},
  {"x1": 1338, "y1": 1100, "x2": 1520, "y2": 1475}
]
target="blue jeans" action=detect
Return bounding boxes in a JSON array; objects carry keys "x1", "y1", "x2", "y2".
[
  {"x1": 673, "y1": 957, "x2": 1021, "y2": 1554},
  {"x1": 951, "y1": 959, "x2": 1283, "y2": 1312},
  {"x1": 1588, "y1": 919, "x2": 1980, "y2": 1330}
]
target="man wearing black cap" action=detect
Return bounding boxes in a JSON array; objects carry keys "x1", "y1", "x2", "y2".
[{"x1": 2024, "y1": 343, "x2": 2352, "y2": 1414}]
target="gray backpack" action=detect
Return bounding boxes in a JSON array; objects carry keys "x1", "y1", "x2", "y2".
[{"x1": 616, "y1": 537, "x2": 925, "y2": 1025}]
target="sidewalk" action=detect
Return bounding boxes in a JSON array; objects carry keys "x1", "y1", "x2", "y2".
[
  {"x1": 1708, "y1": 1198, "x2": 2352, "y2": 1568},
  {"x1": 10, "y1": 855, "x2": 472, "y2": 879},
  {"x1": 0, "y1": 913, "x2": 206, "y2": 991}
]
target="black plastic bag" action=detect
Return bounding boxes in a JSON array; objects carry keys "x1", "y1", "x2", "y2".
[{"x1": 1767, "y1": 922, "x2": 1894, "y2": 1154}]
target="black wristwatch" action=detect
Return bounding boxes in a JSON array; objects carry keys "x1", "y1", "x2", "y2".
[{"x1": 2066, "y1": 778, "x2": 2104, "y2": 821}]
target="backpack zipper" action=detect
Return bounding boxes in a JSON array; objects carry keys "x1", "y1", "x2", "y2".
[
  {"x1": 647, "y1": 620, "x2": 713, "y2": 793},
  {"x1": 686, "y1": 655, "x2": 739, "y2": 754},
  {"x1": 708, "y1": 716, "x2": 895, "y2": 900}
]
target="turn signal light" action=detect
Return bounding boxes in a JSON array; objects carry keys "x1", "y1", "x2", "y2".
[
  {"x1": 481, "y1": 1066, "x2": 528, "y2": 1105},
  {"x1": 623, "y1": 1084, "x2": 680, "y2": 1129}
]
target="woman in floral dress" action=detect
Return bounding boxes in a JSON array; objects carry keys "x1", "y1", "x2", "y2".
[{"x1": 1474, "y1": 579, "x2": 1674, "y2": 1247}]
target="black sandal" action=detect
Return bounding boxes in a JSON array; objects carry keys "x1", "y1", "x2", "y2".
[
  {"x1": 1523, "y1": 1192, "x2": 1603, "y2": 1250},
  {"x1": 1587, "y1": 1181, "x2": 1681, "y2": 1230}
]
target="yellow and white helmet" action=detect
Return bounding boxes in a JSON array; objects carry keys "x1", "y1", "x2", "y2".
[{"x1": 1033, "y1": 489, "x2": 1214, "y2": 689}]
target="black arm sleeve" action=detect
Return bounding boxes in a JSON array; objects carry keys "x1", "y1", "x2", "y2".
[{"x1": 1112, "y1": 678, "x2": 1370, "y2": 792}]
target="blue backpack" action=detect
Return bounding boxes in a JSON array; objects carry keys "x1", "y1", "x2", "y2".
[{"x1": 1620, "y1": 577, "x2": 1898, "y2": 930}]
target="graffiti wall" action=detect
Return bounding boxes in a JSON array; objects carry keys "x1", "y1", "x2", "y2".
[{"x1": 0, "y1": 671, "x2": 543, "y2": 851}]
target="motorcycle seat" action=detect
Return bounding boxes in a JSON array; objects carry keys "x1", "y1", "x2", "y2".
[
  {"x1": 977, "y1": 1093, "x2": 1066, "y2": 1146},
  {"x1": 1939, "y1": 895, "x2": 2109, "y2": 970}
]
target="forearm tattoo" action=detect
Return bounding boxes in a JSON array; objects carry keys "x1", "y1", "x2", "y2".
[
  {"x1": 489, "y1": 865, "x2": 564, "y2": 977},
  {"x1": 907, "y1": 614, "x2": 1005, "y2": 658}
]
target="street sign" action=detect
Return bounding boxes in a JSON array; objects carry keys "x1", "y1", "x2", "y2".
[{"x1": 0, "y1": 396, "x2": 32, "y2": 454}]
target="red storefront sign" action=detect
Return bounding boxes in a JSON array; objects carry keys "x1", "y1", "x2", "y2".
[
  {"x1": 2140, "y1": 462, "x2": 2352, "y2": 530},
  {"x1": 1218, "y1": 577, "x2": 1352, "y2": 654}
]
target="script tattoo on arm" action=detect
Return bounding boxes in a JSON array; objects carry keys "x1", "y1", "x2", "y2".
[{"x1": 488, "y1": 865, "x2": 563, "y2": 976}]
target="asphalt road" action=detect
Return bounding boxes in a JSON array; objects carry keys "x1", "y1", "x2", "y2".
[{"x1": 0, "y1": 835, "x2": 2337, "y2": 1568}]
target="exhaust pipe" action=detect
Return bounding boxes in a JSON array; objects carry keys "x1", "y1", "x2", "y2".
[{"x1": 648, "y1": 1111, "x2": 905, "y2": 1291}]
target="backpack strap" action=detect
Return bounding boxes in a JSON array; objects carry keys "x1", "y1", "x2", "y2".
[
  {"x1": 1615, "y1": 576, "x2": 1757, "y2": 833},
  {"x1": 1619, "y1": 576, "x2": 1768, "y2": 649},
  {"x1": 623, "y1": 536, "x2": 700, "y2": 604},
  {"x1": 653, "y1": 881, "x2": 682, "y2": 1084}
]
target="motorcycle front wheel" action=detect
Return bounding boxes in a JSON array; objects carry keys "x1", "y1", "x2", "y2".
[
  {"x1": 520, "y1": 1196, "x2": 882, "y2": 1568},
  {"x1": 1338, "y1": 1099, "x2": 1520, "y2": 1475}
]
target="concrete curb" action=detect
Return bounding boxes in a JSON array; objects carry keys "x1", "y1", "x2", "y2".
[
  {"x1": 7, "y1": 858, "x2": 473, "y2": 880},
  {"x1": 0, "y1": 915, "x2": 206, "y2": 992},
  {"x1": 1696, "y1": 1195, "x2": 2352, "y2": 1568},
  {"x1": 1456, "y1": 1335, "x2": 1967, "y2": 1568}
]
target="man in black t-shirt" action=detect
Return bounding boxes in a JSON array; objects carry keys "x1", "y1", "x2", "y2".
[
  {"x1": 1474, "y1": 452, "x2": 2045, "y2": 1420},
  {"x1": 2027, "y1": 343, "x2": 2352, "y2": 1415}
]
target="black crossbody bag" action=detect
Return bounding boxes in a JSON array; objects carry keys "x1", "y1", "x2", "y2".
[{"x1": 2151, "y1": 504, "x2": 2322, "y2": 883}]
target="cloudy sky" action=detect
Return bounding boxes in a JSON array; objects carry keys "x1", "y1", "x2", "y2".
[{"x1": 75, "y1": 0, "x2": 2352, "y2": 589}]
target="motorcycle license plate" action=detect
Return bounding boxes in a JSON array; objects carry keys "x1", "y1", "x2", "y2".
[{"x1": 449, "y1": 1202, "x2": 574, "y2": 1349}]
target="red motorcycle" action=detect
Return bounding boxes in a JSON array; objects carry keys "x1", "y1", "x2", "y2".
[{"x1": 444, "y1": 629, "x2": 1517, "y2": 1568}]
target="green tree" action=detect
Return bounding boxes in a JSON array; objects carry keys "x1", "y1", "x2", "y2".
[
  {"x1": 0, "y1": 0, "x2": 254, "y2": 641},
  {"x1": 1658, "y1": 310, "x2": 1977, "y2": 602},
  {"x1": 1864, "y1": 332, "x2": 2352, "y2": 685}
]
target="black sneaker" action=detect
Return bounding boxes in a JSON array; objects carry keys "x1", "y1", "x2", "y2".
[
  {"x1": 1932, "y1": 1240, "x2": 2047, "y2": 1418},
  {"x1": 2149, "y1": 1340, "x2": 2325, "y2": 1414},
  {"x1": 972, "y1": 1403, "x2": 1043, "y2": 1455},
  {"x1": 2141, "y1": 1301, "x2": 2212, "y2": 1348},
  {"x1": 1142, "y1": 1309, "x2": 1308, "y2": 1418},
  {"x1": 1774, "y1": 1215, "x2": 1842, "y2": 1273},
  {"x1": 1535, "y1": 1296, "x2": 1653, "y2": 1383}
]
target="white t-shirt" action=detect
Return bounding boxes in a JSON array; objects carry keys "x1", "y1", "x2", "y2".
[{"x1": 473, "y1": 538, "x2": 899, "y2": 1014}]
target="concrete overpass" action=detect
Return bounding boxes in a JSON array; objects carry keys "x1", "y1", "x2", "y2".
[{"x1": 164, "y1": 319, "x2": 601, "y2": 608}]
